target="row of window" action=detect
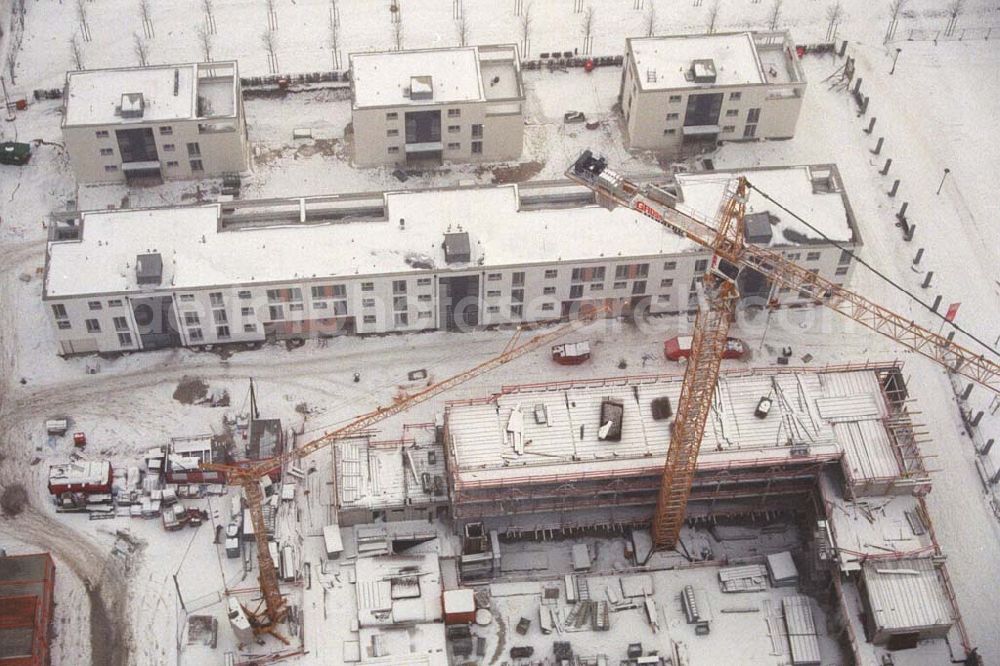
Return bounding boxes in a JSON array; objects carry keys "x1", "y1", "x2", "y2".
[
  {"x1": 666, "y1": 91, "x2": 742, "y2": 104},
  {"x1": 102, "y1": 160, "x2": 202, "y2": 174},
  {"x1": 387, "y1": 142, "x2": 482, "y2": 155},
  {"x1": 385, "y1": 109, "x2": 462, "y2": 121},
  {"x1": 95, "y1": 125, "x2": 179, "y2": 140}
]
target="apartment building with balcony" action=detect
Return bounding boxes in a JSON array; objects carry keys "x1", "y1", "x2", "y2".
[
  {"x1": 349, "y1": 45, "x2": 524, "y2": 167},
  {"x1": 620, "y1": 31, "x2": 805, "y2": 152},
  {"x1": 61, "y1": 61, "x2": 249, "y2": 184},
  {"x1": 42, "y1": 164, "x2": 858, "y2": 355}
]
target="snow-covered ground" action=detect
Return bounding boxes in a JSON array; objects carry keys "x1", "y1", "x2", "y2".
[{"x1": 2, "y1": 1, "x2": 1000, "y2": 665}]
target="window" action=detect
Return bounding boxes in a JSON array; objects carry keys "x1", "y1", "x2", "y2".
[
  {"x1": 613, "y1": 281, "x2": 627, "y2": 289},
  {"x1": 658, "y1": 294, "x2": 671, "y2": 303},
  {"x1": 113, "y1": 316, "x2": 128, "y2": 331},
  {"x1": 569, "y1": 285, "x2": 584, "y2": 298},
  {"x1": 179, "y1": 294, "x2": 195, "y2": 302},
  {"x1": 571, "y1": 266, "x2": 605, "y2": 282},
  {"x1": 747, "y1": 108, "x2": 761, "y2": 123},
  {"x1": 544, "y1": 269, "x2": 558, "y2": 279},
  {"x1": 388, "y1": 146, "x2": 400, "y2": 154},
  {"x1": 269, "y1": 305, "x2": 284, "y2": 320},
  {"x1": 590, "y1": 283, "x2": 604, "y2": 291},
  {"x1": 99, "y1": 148, "x2": 114, "y2": 156},
  {"x1": 189, "y1": 328, "x2": 204, "y2": 342},
  {"x1": 488, "y1": 273, "x2": 502, "y2": 281},
  {"x1": 107, "y1": 299, "x2": 122, "y2": 308},
  {"x1": 543, "y1": 286, "x2": 556, "y2": 295},
  {"x1": 632, "y1": 281, "x2": 646, "y2": 295},
  {"x1": 448, "y1": 125, "x2": 460, "y2": 133},
  {"x1": 159, "y1": 126, "x2": 173, "y2": 135},
  {"x1": 88, "y1": 301, "x2": 102, "y2": 310},
  {"x1": 213, "y1": 309, "x2": 227, "y2": 324},
  {"x1": 835, "y1": 266, "x2": 849, "y2": 276},
  {"x1": 363, "y1": 315, "x2": 377, "y2": 324},
  {"x1": 51, "y1": 304, "x2": 68, "y2": 318},
  {"x1": 104, "y1": 165, "x2": 119, "y2": 173},
  {"x1": 722, "y1": 126, "x2": 735, "y2": 133},
  {"x1": 244, "y1": 323, "x2": 257, "y2": 333},
  {"x1": 541, "y1": 303, "x2": 554, "y2": 311},
  {"x1": 163, "y1": 144, "x2": 175, "y2": 152},
  {"x1": 190, "y1": 159, "x2": 204, "y2": 172},
  {"x1": 417, "y1": 311, "x2": 432, "y2": 319},
  {"x1": 838, "y1": 250, "x2": 852, "y2": 266},
  {"x1": 664, "y1": 129, "x2": 676, "y2": 135},
  {"x1": 394, "y1": 312, "x2": 409, "y2": 326},
  {"x1": 210, "y1": 292, "x2": 224, "y2": 306},
  {"x1": 289, "y1": 303, "x2": 304, "y2": 312},
  {"x1": 471, "y1": 124, "x2": 483, "y2": 138},
  {"x1": 786, "y1": 252, "x2": 801, "y2": 261},
  {"x1": 729, "y1": 92, "x2": 742, "y2": 101},
  {"x1": 333, "y1": 300, "x2": 348, "y2": 314},
  {"x1": 666, "y1": 113, "x2": 679, "y2": 120},
  {"x1": 85, "y1": 319, "x2": 101, "y2": 333},
  {"x1": 267, "y1": 288, "x2": 302, "y2": 302},
  {"x1": 386, "y1": 112, "x2": 398, "y2": 121},
  {"x1": 238, "y1": 290, "x2": 252, "y2": 299},
  {"x1": 95, "y1": 130, "x2": 109, "y2": 138},
  {"x1": 447, "y1": 108, "x2": 461, "y2": 118},
  {"x1": 417, "y1": 278, "x2": 432, "y2": 286},
  {"x1": 725, "y1": 109, "x2": 739, "y2": 117},
  {"x1": 615, "y1": 263, "x2": 648, "y2": 279},
  {"x1": 241, "y1": 307, "x2": 254, "y2": 316},
  {"x1": 512, "y1": 272, "x2": 525, "y2": 286},
  {"x1": 187, "y1": 142, "x2": 201, "y2": 157},
  {"x1": 806, "y1": 251, "x2": 822, "y2": 261},
  {"x1": 393, "y1": 280, "x2": 407, "y2": 294},
  {"x1": 487, "y1": 306, "x2": 500, "y2": 314},
  {"x1": 165, "y1": 161, "x2": 179, "y2": 167},
  {"x1": 487, "y1": 290, "x2": 501, "y2": 297},
  {"x1": 387, "y1": 129, "x2": 399, "y2": 137},
  {"x1": 118, "y1": 332, "x2": 133, "y2": 346},
  {"x1": 216, "y1": 325, "x2": 230, "y2": 339},
  {"x1": 663, "y1": 261, "x2": 676, "y2": 271},
  {"x1": 393, "y1": 296, "x2": 407, "y2": 310},
  {"x1": 58, "y1": 320, "x2": 71, "y2": 330},
  {"x1": 417, "y1": 294, "x2": 432, "y2": 302},
  {"x1": 361, "y1": 282, "x2": 374, "y2": 291},
  {"x1": 471, "y1": 141, "x2": 482, "y2": 154},
  {"x1": 510, "y1": 304, "x2": 523, "y2": 318},
  {"x1": 311, "y1": 284, "x2": 346, "y2": 299},
  {"x1": 694, "y1": 259, "x2": 708, "y2": 273},
  {"x1": 660, "y1": 278, "x2": 674, "y2": 288},
  {"x1": 511, "y1": 289, "x2": 524, "y2": 303},
  {"x1": 447, "y1": 142, "x2": 460, "y2": 150},
  {"x1": 362, "y1": 298, "x2": 376, "y2": 307},
  {"x1": 669, "y1": 95, "x2": 682, "y2": 103},
  {"x1": 184, "y1": 312, "x2": 200, "y2": 326}
]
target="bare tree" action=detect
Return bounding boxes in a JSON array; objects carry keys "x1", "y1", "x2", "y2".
[
  {"x1": 945, "y1": 0, "x2": 965, "y2": 36},
  {"x1": 201, "y1": 0, "x2": 217, "y2": 34},
  {"x1": 706, "y1": 0, "x2": 721, "y2": 34},
  {"x1": 455, "y1": 3, "x2": 469, "y2": 46},
  {"x1": 767, "y1": 0, "x2": 782, "y2": 30},
  {"x1": 825, "y1": 1, "x2": 843, "y2": 41},
  {"x1": 133, "y1": 32, "x2": 149, "y2": 67},
  {"x1": 519, "y1": 2, "x2": 532, "y2": 57},
  {"x1": 265, "y1": 0, "x2": 278, "y2": 30},
  {"x1": 261, "y1": 30, "x2": 278, "y2": 73},
  {"x1": 328, "y1": 13, "x2": 340, "y2": 69},
  {"x1": 138, "y1": 0, "x2": 155, "y2": 38},
  {"x1": 885, "y1": 0, "x2": 907, "y2": 42},
  {"x1": 197, "y1": 25, "x2": 213, "y2": 61},
  {"x1": 580, "y1": 5, "x2": 595, "y2": 54},
  {"x1": 69, "y1": 35, "x2": 85, "y2": 70},
  {"x1": 644, "y1": 5, "x2": 656, "y2": 37},
  {"x1": 393, "y1": 20, "x2": 404, "y2": 50},
  {"x1": 75, "y1": 0, "x2": 91, "y2": 42}
]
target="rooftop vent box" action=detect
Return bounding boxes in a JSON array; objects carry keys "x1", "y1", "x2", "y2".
[
  {"x1": 443, "y1": 232, "x2": 471, "y2": 264},
  {"x1": 136, "y1": 252, "x2": 163, "y2": 285},
  {"x1": 120, "y1": 93, "x2": 145, "y2": 119},
  {"x1": 410, "y1": 75, "x2": 434, "y2": 101},
  {"x1": 744, "y1": 211, "x2": 773, "y2": 244},
  {"x1": 690, "y1": 59, "x2": 717, "y2": 84}
]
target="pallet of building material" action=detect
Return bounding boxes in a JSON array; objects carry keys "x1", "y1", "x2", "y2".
[
  {"x1": 563, "y1": 602, "x2": 584, "y2": 628},
  {"x1": 577, "y1": 575, "x2": 591, "y2": 601},
  {"x1": 515, "y1": 617, "x2": 531, "y2": 635},
  {"x1": 574, "y1": 601, "x2": 593, "y2": 629},
  {"x1": 564, "y1": 574, "x2": 578, "y2": 603},
  {"x1": 718, "y1": 564, "x2": 769, "y2": 593},
  {"x1": 592, "y1": 600, "x2": 610, "y2": 631}
]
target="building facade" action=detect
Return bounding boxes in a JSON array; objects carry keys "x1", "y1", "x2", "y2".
[
  {"x1": 620, "y1": 31, "x2": 805, "y2": 152},
  {"x1": 43, "y1": 165, "x2": 859, "y2": 355},
  {"x1": 62, "y1": 61, "x2": 249, "y2": 184},
  {"x1": 350, "y1": 45, "x2": 524, "y2": 167}
]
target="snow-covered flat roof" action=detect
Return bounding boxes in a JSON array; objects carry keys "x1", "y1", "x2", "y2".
[
  {"x1": 628, "y1": 32, "x2": 767, "y2": 91},
  {"x1": 351, "y1": 47, "x2": 487, "y2": 108},
  {"x1": 862, "y1": 558, "x2": 952, "y2": 632},
  {"x1": 64, "y1": 61, "x2": 237, "y2": 126},
  {"x1": 676, "y1": 165, "x2": 857, "y2": 244},
  {"x1": 444, "y1": 367, "x2": 902, "y2": 487}
]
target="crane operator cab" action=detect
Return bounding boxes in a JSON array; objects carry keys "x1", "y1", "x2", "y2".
[{"x1": 709, "y1": 254, "x2": 741, "y2": 285}]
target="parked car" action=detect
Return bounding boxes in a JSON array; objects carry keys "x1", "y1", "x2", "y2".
[
  {"x1": 551, "y1": 341, "x2": 590, "y2": 365},
  {"x1": 0, "y1": 141, "x2": 31, "y2": 166},
  {"x1": 564, "y1": 111, "x2": 586, "y2": 124},
  {"x1": 664, "y1": 335, "x2": 748, "y2": 361}
]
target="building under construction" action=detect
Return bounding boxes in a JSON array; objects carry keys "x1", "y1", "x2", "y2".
[{"x1": 442, "y1": 362, "x2": 929, "y2": 535}]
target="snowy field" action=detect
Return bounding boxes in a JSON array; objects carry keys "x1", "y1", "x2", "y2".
[{"x1": 1, "y1": 0, "x2": 1000, "y2": 665}]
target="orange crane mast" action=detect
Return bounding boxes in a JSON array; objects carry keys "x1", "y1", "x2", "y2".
[
  {"x1": 566, "y1": 150, "x2": 999, "y2": 550},
  {"x1": 202, "y1": 307, "x2": 607, "y2": 639}
]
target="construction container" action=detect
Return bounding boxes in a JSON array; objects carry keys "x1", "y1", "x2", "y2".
[
  {"x1": 0, "y1": 552, "x2": 55, "y2": 666},
  {"x1": 442, "y1": 588, "x2": 476, "y2": 625},
  {"x1": 44, "y1": 419, "x2": 68, "y2": 436},
  {"x1": 322, "y1": 524, "x2": 343, "y2": 559}
]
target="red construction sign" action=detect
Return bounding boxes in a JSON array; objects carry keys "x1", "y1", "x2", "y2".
[{"x1": 945, "y1": 302, "x2": 961, "y2": 322}]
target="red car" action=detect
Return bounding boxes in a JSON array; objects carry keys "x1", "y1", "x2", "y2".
[{"x1": 664, "y1": 335, "x2": 748, "y2": 361}]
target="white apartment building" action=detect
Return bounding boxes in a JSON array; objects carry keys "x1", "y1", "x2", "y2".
[
  {"x1": 349, "y1": 45, "x2": 524, "y2": 167},
  {"x1": 62, "y1": 61, "x2": 249, "y2": 184},
  {"x1": 621, "y1": 31, "x2": 805, "y2": 152},
  {"x1": 42, "y1": 165, "x2": 859, "y2": 355}
]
